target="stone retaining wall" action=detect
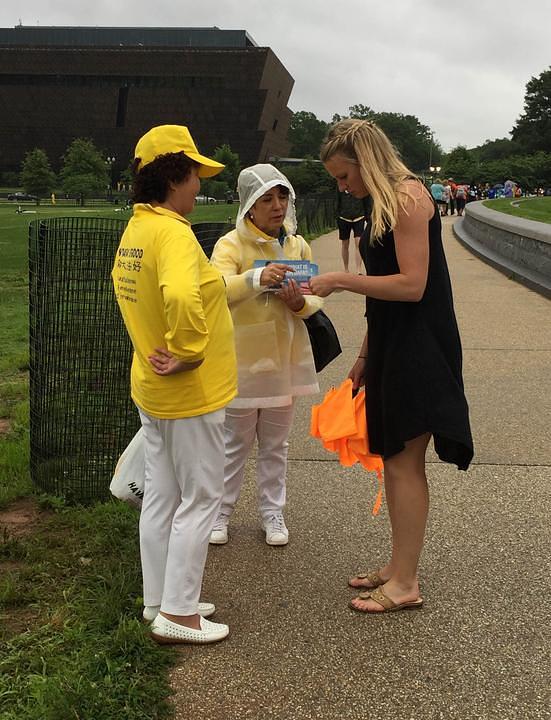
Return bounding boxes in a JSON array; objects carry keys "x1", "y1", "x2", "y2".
[{"x1": 453, "y1": 201, "x2": 551, "y2": 298}]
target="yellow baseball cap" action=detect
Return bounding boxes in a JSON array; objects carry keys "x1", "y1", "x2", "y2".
[{"x1": 134, "y1": 125, "x2": 225, "y2": 178}]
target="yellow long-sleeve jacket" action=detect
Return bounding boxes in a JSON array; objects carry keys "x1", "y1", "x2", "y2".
[
  {"x1": 112, "y1": 204, "x2": 237, "y2": 418},
  {"x1": 210, "y1": 219, "x2": 322, "y2": 408}
]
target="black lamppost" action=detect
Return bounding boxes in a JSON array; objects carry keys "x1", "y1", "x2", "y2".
[
  {"x1": 427, "y1": 132, "x2": 441, "y2": 185},
  {"x1": 105, "y1": 155, "x2": 116, "y2": 200},
  {"x1": 428, "y1": 164, "x2": 441, "y2": 186}
]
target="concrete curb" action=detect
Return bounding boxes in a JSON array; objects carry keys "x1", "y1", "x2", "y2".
[{"x1": 453, "y1": 211, "x2": 551, "y2": 299}]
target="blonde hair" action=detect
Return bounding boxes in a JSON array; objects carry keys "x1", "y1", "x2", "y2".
[{"x1": 320, "y1": 119, "x2": 418, "y2": 243}]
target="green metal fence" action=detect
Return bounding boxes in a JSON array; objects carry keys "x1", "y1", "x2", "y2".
[
  {"x1": 296, "y1": 196, "x2": 336, "y2": 236},
  {"x1": 28, "y1": 198, "x2": 334, "y2": 502},
  {"x1": 29, "y1": 217, "x2": 135, "y2": 502}
]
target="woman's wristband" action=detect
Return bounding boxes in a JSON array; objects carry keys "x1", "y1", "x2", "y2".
[{"x1": 358, "y1": 355, "x2": 367, "y2": 359}]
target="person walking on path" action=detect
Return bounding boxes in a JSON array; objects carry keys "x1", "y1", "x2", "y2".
[
  {"x1": 112, "y1": 125, "x2": 237, "y2": 644},
  {"x1": 441, "y1": 180, "x2": 451, "y2": 216},
  {"x1": 455, "y1": 184, "x2": 467, "y2": 216},
  {"x1": 336, "y1": 190, "x2": 368, "y2": 273},
  {"x1": 430, "y1": 178, "x2": 445, "y2": 216},
  {"x1": 447, "y1": 178, "x2": 457, "y2": 215},
  {"x1": 209, "y1": 164, "x2": 322, "y2": 547},
  {"x1": 309, "y1": 119, "x2": 473, "y2": 614}
]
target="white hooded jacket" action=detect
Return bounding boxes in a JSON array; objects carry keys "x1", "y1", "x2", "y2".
[{"x1": 210, "y1": 165, "x2": 322, "y2": 407}]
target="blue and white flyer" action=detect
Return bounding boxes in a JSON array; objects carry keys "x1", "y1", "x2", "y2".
[{"x1": 253, "y1": 259, "x2": 318, "y2": 293}]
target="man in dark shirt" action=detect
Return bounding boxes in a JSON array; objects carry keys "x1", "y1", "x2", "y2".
[{"x1": 336, "y1": 191, "x2": 368, "y2": 273}]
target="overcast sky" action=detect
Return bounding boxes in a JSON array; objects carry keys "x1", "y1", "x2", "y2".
[{"x1": 1, "y1": 0, "x2": 549, "y2": 152}]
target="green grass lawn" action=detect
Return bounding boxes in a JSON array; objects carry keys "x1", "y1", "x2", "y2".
[
  {"x1": 0, "y1": 200, "x2": 238, "y2": 503},
  {"x1": 0, "y1": 199, "x2": 238, "y2": 720},
  {"x1": 483, "y1": 196, "x2": 551, "y2": 223},
  {"x1": 0, "y1": 194, "x2": 326, "y2": 718}
]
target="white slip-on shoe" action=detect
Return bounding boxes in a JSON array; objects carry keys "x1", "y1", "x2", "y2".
[
  {"x1": 143, "y1": 602, "x2": 215, "y2": 623},
  {"x1": 150, "y1": 614, "x2": 229, "y2": 645},
  {"x1": 209, "y1": 512, "x2": 230, "y2": 545},
  {"x1": 263, "y1": 513, "x2": 289, "y2": 546}
]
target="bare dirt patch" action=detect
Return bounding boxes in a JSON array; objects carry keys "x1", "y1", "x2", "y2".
[
  {"x1": 0, "y1": 497, "x2": 52, "y2": 540},
  {"x1": 0, "y1": 418, "x2": 11, "y2": 436},
  {"x1": 0, "y1": 607, "x2": 41, "y2": 640},
  {"x1": 0, "y1": 497, "x2": 55, "y2": 639}
]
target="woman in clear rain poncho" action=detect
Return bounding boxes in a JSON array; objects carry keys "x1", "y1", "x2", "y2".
[{"x1": 209, "y1": 164, "x2": 323, "y2": 546}]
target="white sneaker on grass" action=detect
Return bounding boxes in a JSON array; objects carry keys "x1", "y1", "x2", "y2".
[
  {"x1": 209, "y1": 512, "x2": 230, "y2": 545},
  {"x1": 263, "y1": 513, "x2": 289, "y2": 546}
]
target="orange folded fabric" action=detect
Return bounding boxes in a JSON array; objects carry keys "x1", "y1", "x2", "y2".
[{"x1": 311, "y1": 379, "x2": 384, "y2": 515}]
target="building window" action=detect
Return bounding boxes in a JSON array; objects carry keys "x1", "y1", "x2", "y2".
[{"x1": 116, "y1": 86, "x2": 129, "y2": 127}]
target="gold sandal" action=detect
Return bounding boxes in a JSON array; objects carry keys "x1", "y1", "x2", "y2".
[
  {"x1": 349, "y1": 586, "x2": 423, "y2": 613},
  {"x1": 348, "y1": 570, "x2": 385, "y2": 590}
]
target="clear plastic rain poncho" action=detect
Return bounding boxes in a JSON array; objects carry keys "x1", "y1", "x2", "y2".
[
  {"x1": 236, "y1": 164, "x2": 298, "y2": 236},
  {"x1": 210, "y1": 162, "x2": 321, "y2": 408}
]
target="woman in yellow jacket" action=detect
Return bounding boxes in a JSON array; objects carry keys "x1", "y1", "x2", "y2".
[
  {"x1": 209, "y1": 165, "x2": 322, "y2": 546},
  {"x1": 112, "y1": 125, "x2": 237, "y2": 644}
]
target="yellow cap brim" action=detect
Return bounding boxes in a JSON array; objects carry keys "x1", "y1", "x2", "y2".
[{"x1": 187, "y1": 153, "x2": 225, "y2": 178}]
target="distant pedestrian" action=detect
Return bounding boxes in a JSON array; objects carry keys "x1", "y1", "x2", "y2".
[
  {"x1": 455, "y1": 184, "x2": 467, "y2": 215},
  {"x1": 504, "y1": 179, "x2": 515, "y2": 198},
  {"x1": 430, "y1": 178, "x2": 447, "y2": 216},
  {"x1": 336, "y1": 190, "x2": 368, "y2": 273},
  {"x1": 441, "y1": 180, "x2": 451, "y2": 216},
  {"x1": 448, "y1": 179, "x2": 457, "y2": 215}
]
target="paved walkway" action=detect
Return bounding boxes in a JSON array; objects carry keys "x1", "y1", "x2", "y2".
[{"x1": 171, "y1": 217, "x2": 551, "y2": 720}]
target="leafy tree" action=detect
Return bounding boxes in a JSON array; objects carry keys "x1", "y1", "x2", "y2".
[
  {"x1": 212, "y1": 144, "x2": 240, "y2": 190},
  {"x1": 275, "y1": 159, "x2": 334, "y2": 196},
  {"x1": 442, "y1": 146, "x2": 478, "y2": 182},
  {"x1": 331, "y1": 105, "x2": 439, "y2": 172},
  {"x1": 480, "y1": 151, "x2": 551, "y2": 190},
  {"x1": 199, "y1": 179, "x2": 230, "y2": 201},
  {"x1": 59, "y1": 138, "x2": 110, "y2": 201},
  {"x1": 331, "y1": 113, "x2": 345, "y2": 123},
  {"x1": 511, "y1": 66, "x2": 551, "y2": 153},
  {"x1": 20, "y1": 148, "x2": 56, "y2": 202},
  {"x1": 287, "y1": 111, "x2": 328, "y2": 158},
  {"x1": 118, "y1": 163, "x2": 134, "y2": 193},
  {"x1": 527, "y1": 151, "x2": 551, "y2": 187},
  {"x1": 374, "y1": 112, "x2": 436, "y2": 172},
  {"x1": 1, "y1": 170, "x2": 20, "y2": 186},
  {"x1": 348, "y1": 104, "x2": 375, "y2": 120},
  {"x1": 198, "y1": 145, "x2": 240, "y2": 199},
  {"x1": 472, "y1": 137, "x2": 520, "y2": 162}
]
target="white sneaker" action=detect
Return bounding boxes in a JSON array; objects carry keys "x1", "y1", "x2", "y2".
[
  {"x1": 263, "y1": 513, "x2": 289, "y2": 546},
  {"x1": 143, "y1": 602, "x2": 215, "y2": 623},
  {"x1": 209, "y1": 513, "x2": 230, "y2": 545},
  {"x1": 150, "y1": 614, "x2": 229, "y2": 645}
]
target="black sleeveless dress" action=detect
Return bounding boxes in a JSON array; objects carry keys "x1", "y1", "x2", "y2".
[{"x1": 360, "y1": 201, "x2": 473, "y2": 470}]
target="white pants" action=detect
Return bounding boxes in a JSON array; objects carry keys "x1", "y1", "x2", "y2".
[
  {"x1": 220, "y1": 403, "x2": 295, "y2": 521},
  {"x1": 138, "y1": 407, "x2": 225, "y2": 615}
]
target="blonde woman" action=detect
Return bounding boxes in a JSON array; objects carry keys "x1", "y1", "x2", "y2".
[{"x1": 309, "y1": 119, "x2": 473, "y2": 614}]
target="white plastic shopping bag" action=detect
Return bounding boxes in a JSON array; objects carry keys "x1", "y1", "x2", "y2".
[{"x1": 110, "y1": 428, "x2": 145, "y2": 509}]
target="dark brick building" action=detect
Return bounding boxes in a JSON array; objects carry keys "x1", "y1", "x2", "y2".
[{"x1": 0, "y1": 26, "x2": 294, "y2": 176}]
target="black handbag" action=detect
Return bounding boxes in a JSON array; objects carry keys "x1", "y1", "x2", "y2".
[{"x1": 304, "y1": 309, "x2": 342, "y2": 373}]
